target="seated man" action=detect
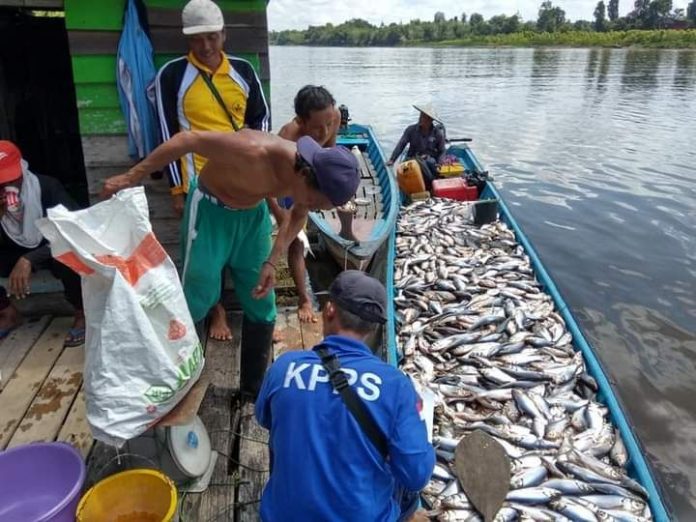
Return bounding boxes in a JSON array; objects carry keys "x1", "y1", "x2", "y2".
[
  {"x1": 255, "y1": 270, "x2": 435, "y2": 521},
  {"x1": 273, "y1": 85, "x2": 341, "y2": 323},
  {"x1": 387, "y1": 104, "x2": 445, "y2": 189},
  {"x1": 101, "y1": 129, "x2": 359, "y2": 398},
  {"x1": 0, "y1": 141, "x2": 85, "y2": 346}
]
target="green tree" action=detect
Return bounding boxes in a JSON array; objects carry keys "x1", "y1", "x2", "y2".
[
  {"x1": 689, "y1": 1, "x2": 696, "y2": 24},
  {"x1": 461, "y1": 12, "x2": 467, "y2": 24},
  {"x1": 469, "y1": 13, "x2": 487, "y2": 34},
  {"x1": 594, "y1": 1, "x2": 608, "y2": 30},
  {"x1": 537, "y1": 1, "x2": 567, "y2": 32},
  {"x1": 488, "y1": 14, "x2": 521, "y2": 34},
  {"x1": 434, "y1": 11, "x2": 446, "y2": 23},
  {"x1": 632, "y1": 0, "x2": 650, "y2": 25},
  {"x1": 608, "y1": 0, "x2": 620, "y2": 20},
  {"x1": 646, "y1": 0, "x2": 673, "y2": 28},
  {"x1": 574, "y1": 19, "x2": 594, "y2": 30}
]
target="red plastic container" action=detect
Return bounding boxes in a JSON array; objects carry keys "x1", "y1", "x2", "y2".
[{"x1": 432, "y1": 178, "x2": 478, "y2": 201}]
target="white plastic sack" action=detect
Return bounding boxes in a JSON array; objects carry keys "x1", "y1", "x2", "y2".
[{"x1": 37, "y1": 187, "x2": 203, "y2": 447}]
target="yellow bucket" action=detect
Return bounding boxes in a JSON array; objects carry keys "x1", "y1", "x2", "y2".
[{"x1": 76, "y1": 469, "x2": 177, "y2": 522}]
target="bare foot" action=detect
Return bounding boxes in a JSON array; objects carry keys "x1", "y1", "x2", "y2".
[
  {"x1": 0, "y1": 304, "x2": 22, "y2": 336},
  {"x1": 208, "y1": 303, "x2": 233, "y2": 341},
  {"x1": 298, "y1": 297, "x2": 316, "y2": 323}
]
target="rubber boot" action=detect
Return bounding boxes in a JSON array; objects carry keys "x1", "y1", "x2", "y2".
[{"x1": 240, "y1": 318, "x2": 275, "y2": 400}]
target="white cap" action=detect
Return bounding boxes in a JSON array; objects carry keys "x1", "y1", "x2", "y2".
[{"x1": 182, "y1": 0, "x2": 224, "y2": 35}]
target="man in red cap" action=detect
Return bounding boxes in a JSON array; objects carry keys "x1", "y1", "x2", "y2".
[{"x1": 0, "y1": 141, "x2": 85, "y2": 345}]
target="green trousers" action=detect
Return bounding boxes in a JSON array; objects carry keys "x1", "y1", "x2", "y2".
[{"x1": 181, "y1": 186, "x2": 276, "y2": 324}]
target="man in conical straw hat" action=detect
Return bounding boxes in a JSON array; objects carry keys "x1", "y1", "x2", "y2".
[
  {"x1": 387, "y1": 104, "x2": 445, "y2": 166},
  {"x1": 387, "y1": 104, "x2": 446, "y2": 189}
]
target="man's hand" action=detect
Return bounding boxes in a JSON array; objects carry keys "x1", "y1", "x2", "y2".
[
  {"x1": 9, "y1": 257, "x2": 32, "y2": 299},
  {"x1": 100, "y1": 172, "x2": 134, "y2": 199},
  {"x1": 252, "y1": 262, "x2": 276, "y2": 299},
  {"x1": 172, "y1": 194, "x2": 185, "y2": 218}
]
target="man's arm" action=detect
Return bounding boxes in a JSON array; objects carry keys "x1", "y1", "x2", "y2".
[
  {"x1": 24, "y1": 176, "x2": 78, "y2": 268},
  {"x1": 388, "y1": 377, "x2": 436, "y2": 492},
  {"x1": 388, "y1": 127, "x2": 412, "y2": 165},
  {"x1": 237, "y1": 59, "x2": 270, "y2": 132},
  {"x1": 101, "y1": 131, "x2": 251, "y2": 198},
  {"x1": 154, "y1": 61, "x2": 186, "y2": 196},
  {"x1": 40, "y1": 175, "x2": 79, "y2": 211},
  {"x1": 269, "y1": 203, "x2": 307, "y2": 267},
  {"x1": 253, "y1": 203, "x2": 308, "y2": 299},
  {"x1": 266, "y1": 197, "x2": 286, "y2": 227},
  {"x1": 434, "y1": 127, "x2": 446, "y2": 163},
  {"x1": 324, "y1": 107, "x2": 342, "y2": 148}
]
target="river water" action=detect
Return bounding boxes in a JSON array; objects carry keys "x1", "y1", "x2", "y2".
[{"x1": 269, "y1": 45, "x2": 696, "y2": 518}]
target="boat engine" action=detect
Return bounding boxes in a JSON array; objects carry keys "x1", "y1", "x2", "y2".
[{"x1": 339, "y1": 104, "x2": 351, "y2": 130}]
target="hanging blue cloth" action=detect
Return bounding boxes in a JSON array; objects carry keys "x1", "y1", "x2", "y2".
[{"x1": 116, "y1": 0, "x2": 159, "y2": 160}]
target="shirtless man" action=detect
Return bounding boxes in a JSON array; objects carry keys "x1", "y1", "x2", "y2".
[
  {"x1": 271, "y1": 85, "x2": 341, "y2": 323},
  {"x1": 101, "y1": 129, "x2": 359, "y2": 398}
]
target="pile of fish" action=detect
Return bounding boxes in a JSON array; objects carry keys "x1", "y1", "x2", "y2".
[{"x1": 395, "y1": 198, "x2": 653, "y2": 522}]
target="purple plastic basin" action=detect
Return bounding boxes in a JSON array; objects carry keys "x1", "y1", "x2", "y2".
[{"x1": 0, "y1": 442, "x2": 86, "y2": 522}]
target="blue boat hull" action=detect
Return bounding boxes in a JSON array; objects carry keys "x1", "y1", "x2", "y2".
[{"x1": 309, "y1": 124, "x2": 398, "y2": 272}]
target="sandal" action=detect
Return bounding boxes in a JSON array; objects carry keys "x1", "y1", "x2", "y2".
[{"x1": 64, "y1": 327, "x2": 85, "y2": 347}]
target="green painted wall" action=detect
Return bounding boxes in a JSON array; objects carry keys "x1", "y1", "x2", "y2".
[
  {"x1": 65, "y1": 0, "x2": 269, "y2": 135},
  {"x1": 65, "y1": 0, "x2": 266, "y2": 30}
]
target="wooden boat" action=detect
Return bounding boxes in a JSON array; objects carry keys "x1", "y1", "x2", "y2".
[
  {"x1": 308, "y1": 123, "x2": 398, "y2": 271},
  {"x1": 382, "y1": 141, "x2": 672, "y2": 521}
]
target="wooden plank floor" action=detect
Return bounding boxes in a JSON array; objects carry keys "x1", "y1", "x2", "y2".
[{"x1": 0, "y1": 305, "x2": 323, "y2": 521}]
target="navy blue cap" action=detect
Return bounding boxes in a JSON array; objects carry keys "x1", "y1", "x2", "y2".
[
  {"x1": 329, "y1": 270, "x2": 387, "y2": 325},
  {"x1": 297, "y1": 136, "x2": 360, "y2": 206}
]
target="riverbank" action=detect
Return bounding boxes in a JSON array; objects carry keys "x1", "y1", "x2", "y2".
[{"x1": 428, "y1": 29, "x2": 696, "y2": 49}]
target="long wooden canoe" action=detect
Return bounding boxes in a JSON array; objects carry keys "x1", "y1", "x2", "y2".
[
  {"x1": 308, "y1": 123, "x2": 398, "y2": 272},
  {"x1": 384, "y1": 141, "x2": 671, "y2": 521}
]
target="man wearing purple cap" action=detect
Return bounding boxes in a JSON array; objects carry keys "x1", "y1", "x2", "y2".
[{"x1": 101, "y1": 128, "x2": 360, "y2": 398}]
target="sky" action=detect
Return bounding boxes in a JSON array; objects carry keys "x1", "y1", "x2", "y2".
[{"x1": 268, "y1": 0, "x2": 691, "y2": 31}]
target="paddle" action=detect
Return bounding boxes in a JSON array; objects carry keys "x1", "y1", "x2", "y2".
[
  {"x1": 454, "y1": 430, "x2": 511, "y2": 522},
  {"x1": 446, "y1": 137, "x2": 473, "y2": 143}
]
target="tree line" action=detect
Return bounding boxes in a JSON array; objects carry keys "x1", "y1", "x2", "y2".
[{"x1": 270, "y1": 0, "x2": 696, "y2": 46}]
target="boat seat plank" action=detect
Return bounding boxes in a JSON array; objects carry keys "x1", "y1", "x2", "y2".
[
  {"x1": 8, "y1": 345, "x2": 84, "y2": 448},
  {"x1": 0, "y1": 315, "x2": 51, "y2": 391},
  {"x1": 0, "y1": 317, "x2": 72, "y2": 449},
  {"x1": 236, "y1": 401, "x2": 269, "y2": 522},
  {"x1": 57, "y1": 387, "x2": 93, "y2": 458}
]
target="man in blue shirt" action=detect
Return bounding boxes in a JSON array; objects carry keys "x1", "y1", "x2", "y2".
[{"x1": 255, "y1": 270, "x2": 435, "y2": 521}]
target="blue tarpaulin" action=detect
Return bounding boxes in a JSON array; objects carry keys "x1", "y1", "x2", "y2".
[{"x1": 116, "y1": 0, "x2": 160, "y2": 160}]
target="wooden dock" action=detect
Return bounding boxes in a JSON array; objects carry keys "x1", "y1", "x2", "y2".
[{"x1": 0, "y1": 306, "x2": 323, "y2": 521}]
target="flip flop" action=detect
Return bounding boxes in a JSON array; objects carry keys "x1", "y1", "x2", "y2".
[
  {"x1": 64, "y1": 327, "x2": 85, "y2": 347},
  {"x1": 0, "y1": 321, "x2": 21, "y2": 341}
]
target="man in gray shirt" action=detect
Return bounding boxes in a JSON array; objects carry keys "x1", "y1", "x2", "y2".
[{"x1": 387, "y1": 104, "x2": 445, "y2": 168}]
